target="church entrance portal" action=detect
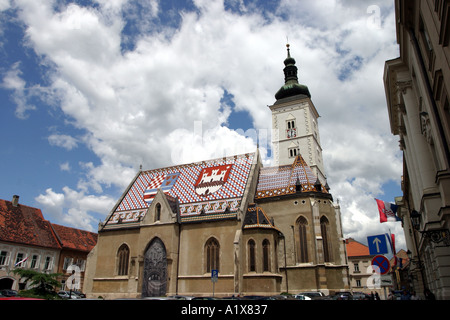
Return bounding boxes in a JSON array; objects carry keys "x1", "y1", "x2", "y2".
[{"x1": 142, "y1": 238, "x2": 167, "y2": 297}]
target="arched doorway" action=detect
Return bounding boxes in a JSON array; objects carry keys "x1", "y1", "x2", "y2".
[
  {"x1": 0, "y1": 277, "x2": 14, "y2": 290},
  {"x1": 142, "y1": 238, "x2": 167, "y2": 297}
]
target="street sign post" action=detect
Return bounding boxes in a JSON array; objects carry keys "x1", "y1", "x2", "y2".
[
  {"x1": 367, "y1": 234, "x2": 389, "y2": 255},
  {"x1": 371, "y1": 255, "x2": 390, "y2": 275},
  {"x1": 211, "y1": 269, "x2": 218, "y2": 297}
]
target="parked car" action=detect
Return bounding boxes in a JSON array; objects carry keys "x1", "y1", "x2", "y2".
[
  {"x1": 294, "y1": 294, "x2": 312, "y2": 300},
  {"x1": 58, "y1": 291, "x2": 81, "y2": 299},
  {"x1": 353, "y1": 292, "x2": 370, "y2": 300},
  {"x1": 169, "y1": 295, "x2": 196, "y2": 300},
  {"x1": 0, "y1": 289, "x2": 18, "y2": 297},
  {"x1": 267, "y1": 294, "x2": 297, "y2": 300},
  {"x1": 301, "y1": 291, "x2": 325, "y2": 300},
  {"x1": 333, "y1": 291, "x2": 353, "y2": 300},
  {"x1": 72, "y1": 291, "x2": 86, "y2": 298}
]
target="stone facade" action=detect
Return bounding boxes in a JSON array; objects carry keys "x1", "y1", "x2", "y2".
[{"x1": 384, "y1": 0, "x2": 450, "y2": 300}]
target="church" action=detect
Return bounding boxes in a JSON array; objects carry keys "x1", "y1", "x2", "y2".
[{"x1": 84, "y1": 45, "x2": 350, "y2": 298}]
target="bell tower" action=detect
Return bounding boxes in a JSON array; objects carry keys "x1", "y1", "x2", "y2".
[{"x1": 270, "y1": 44, "x2": 326, "y2": 183}]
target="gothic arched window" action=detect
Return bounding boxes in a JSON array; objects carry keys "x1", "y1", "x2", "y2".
[
  {"x1": 262, "y1": 239, "x2": 271, "y2": 272},
  {"x1": 205, "y1": 238, "x2": 220, "y2": 273},
  {"x1": 297, "y1": 217, "x2": 309, "y2": 263},
  {"x1": 320, "y1": 216, "x2": 332, "y2": 263},
  {"x1": 248, "y1": 239, "x2": 256, "y2": 272},
  {"x1": 155, "y1": 203, "x2": 161, "y2": 222},
  {"x1": 117, "y1": 244, "x2": 130, "y2": 276}
]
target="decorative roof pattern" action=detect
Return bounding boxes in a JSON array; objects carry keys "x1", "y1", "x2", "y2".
[
  {"x1": 107, "y1": 153, "x2": 255, "y2": 225},
  {"x1": 256, "y1": 155, "x2": 327, "y2": 199},
  {"x1": 243, "y1": 204, "x2": 279, "y2": 231}
]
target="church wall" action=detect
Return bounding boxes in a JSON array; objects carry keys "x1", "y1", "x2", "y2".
[
  {"x1": 177, "y1": 219, "x2": 239, "y2": 296},
  {"x1": 89, "y1": 228, "x2": 141, "y2": 298},
  {"x1": 241, "y1": 229, "x2": 282, "y2": 295},
  {"x1": 257, "y1": 194, "x2": 348, "y2": 293},
  {"x1": 138, "y1": 222, "x2": 180, "y2": 296},
  {"x1": 258, "y1": 196, "x2": 316, "y2": 265},
  {"x1": 283, "y1": 266, "x2": 319, "y2": 293},
  {"x1": 89, "y1": 220, "x2": 181, "y2": 298}
]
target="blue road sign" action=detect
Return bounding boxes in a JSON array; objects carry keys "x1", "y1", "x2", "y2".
[
  {"x1": 367, "y1": 234, "x2": 389, "y2": 255},
  {"x1": 372, "y1": 255, "x2": 390, "y2": 275},
  {"x1": 211, "y1": 269, "x2": 218, "y2": 283}
]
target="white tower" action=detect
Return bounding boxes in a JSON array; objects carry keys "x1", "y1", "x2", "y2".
[{"x1": 270, "y1": 44, "x2": 326, "y2": 184}]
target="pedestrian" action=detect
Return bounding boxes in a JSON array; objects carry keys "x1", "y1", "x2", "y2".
[
  {"x1": 387, "y1": 290, "x2": 395, "y2": 300},
  {"x1": 410, "y1": 291, "x2": 420, "y2": 300},
  {"x1": 400, "y1": 289, "x2": 411, "y2": 300},
  {"x1": 424, "y1": 288, "x2": 436, "y2": 300},
  {"x1": 375, "y1": 292, "x2": 380, "y2": 300},
  {"x1": 370, "y1": 291, "x2": 375, "y2": 300}
]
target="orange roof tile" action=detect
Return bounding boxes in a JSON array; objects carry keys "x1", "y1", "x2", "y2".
[
  {"x1": 0, "y1": 199, "x2": 61, "y2": 249},
  {"x1": 346, "y1": 238, "x2": 370, "y2": 257},
  {"x1": 51, "y1": 224, "x2": 97, "y2": 252}
]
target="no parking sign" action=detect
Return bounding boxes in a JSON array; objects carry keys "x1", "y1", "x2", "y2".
[{"x1": 371, "y1": 255, "x2": 390, "y2": 275}]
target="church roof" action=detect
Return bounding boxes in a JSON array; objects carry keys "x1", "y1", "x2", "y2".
[
  {"x1": 243, "y1": 204, "x2": 279, "y2": 231},
  {"x1": 104, "y1": 153, "x2": 256, "y2": 226},
  {"x1": 255, "y1": 155, "x2": 328, "y2": 200}
]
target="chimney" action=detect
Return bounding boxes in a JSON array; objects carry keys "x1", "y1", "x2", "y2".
[{"x1": 12, "y1": 195, "x2": 19, "y2": 207}]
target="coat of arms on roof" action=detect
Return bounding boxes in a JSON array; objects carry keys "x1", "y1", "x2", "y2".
[
  {"x1": 194, "y1": 165, "x2": 232, "y2": 197},
  {"x1": 144, "y1": 172, "x2": 180, "y2": 204}
]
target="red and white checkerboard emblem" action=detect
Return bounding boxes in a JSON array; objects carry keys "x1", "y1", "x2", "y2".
[{"x1": 143, "y1": 174, "x2": 165, "y2": 203}]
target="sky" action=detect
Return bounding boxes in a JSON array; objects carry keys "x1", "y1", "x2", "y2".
[{"x1": 0, "y1": 0, "x2": 405, "y2": 250}]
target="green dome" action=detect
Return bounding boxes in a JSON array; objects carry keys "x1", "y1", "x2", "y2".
[
  {"x1": 275, "y1": 82, "x2": 311, "y2": 100},
  {"x1": 275, "y1": 44, "x2": 311, "y2": 100}
]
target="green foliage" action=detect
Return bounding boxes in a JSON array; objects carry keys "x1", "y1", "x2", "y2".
[{"x1": 12, "y1": 268, "x2": 63, "y2": 299}]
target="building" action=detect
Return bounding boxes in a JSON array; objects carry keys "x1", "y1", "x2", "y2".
[
  {"x1": 0, "y1": 196, "x2": 97, "y2": 293},
  {"x1": 390, "y1": 249, "x2": 411, "y2": 293},
  {"x1": 0, "y1": 196, "x2": 61, "y2": 291},
  {"x1": 84, "y1": 45, "x2": 349, "y2": 299},
  {"x1": 384, "y1": 0, "x2": 450, "y2": 299},
  {"x1": 345, "y1": 238, "x2": 385, "y2": 298},
  {"x1": 51, "y1": 224, "x2": 97, "y2": 292}
]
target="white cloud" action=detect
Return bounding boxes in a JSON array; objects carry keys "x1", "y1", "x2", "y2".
[
  {"x1": 8, "y1": 0, "x2": 404, "y2": 247},
  {"x1": 48, "y1": 134, "x2": 78, "y2": 150},
  {"x1": 0, "y1": 0, "x2": 10, "y2": 10},
  {"x1": 1, "y1": 62, "x2": 36, "y2": 119},
  {"x1": 60, "y1": 161, "x2": 71, "y2": 172},
  {"x1": 35, "y1": 187, "x2": 116, "y2": 232}
]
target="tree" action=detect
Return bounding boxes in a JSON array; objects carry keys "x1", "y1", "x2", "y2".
[{"x1": 12, "y1": 269, "x2": 62, "y2": 299}]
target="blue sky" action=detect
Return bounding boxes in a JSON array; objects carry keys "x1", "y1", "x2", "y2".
[{"x1": 0, "y1": 0, "x2": 405, "y2": 248}]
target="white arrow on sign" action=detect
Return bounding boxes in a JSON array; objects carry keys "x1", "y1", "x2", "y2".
[{"x1": 373, "y1": 237, "x2": 382, "y2": 253}]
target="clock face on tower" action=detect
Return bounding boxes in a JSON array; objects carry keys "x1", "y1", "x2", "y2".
[{"x1": 287, "y1": 128, "x2": 297, "y2": 138}]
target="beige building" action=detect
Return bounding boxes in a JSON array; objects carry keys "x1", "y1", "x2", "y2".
[
  {"x1": 84, "y1": 46, "x2": 349, "y2": 299},
  {"x1": 345, "y1": 238, "x2": 385, "y2": 299},
  {"x1": 384, "y1": 0, "x2": 450, "y2": 299}
]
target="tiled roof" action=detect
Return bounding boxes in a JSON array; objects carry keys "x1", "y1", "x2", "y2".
[
  {"x1": 106, "y1": 153, "x2": 255, "y2": 225},
  {"x1": 51, "y1": 224, "x2": 97, "y2": 252},
  {"x1": 243, "y1": 204, "x2": 279, "y2": 231},
  {"x1": 256, "y1": 155, "x2": 328, "y2": 199},
  {"x1": 346, "y1": 238, "x2": 370, "y2": 257},
  {"x1": 0, "y1": 199, "x2": 61, "y2": 249}
]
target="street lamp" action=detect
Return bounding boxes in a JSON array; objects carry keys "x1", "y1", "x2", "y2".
[
  {"x1": 406, "y1": 250, "x2": 412, "y2": 260},
  {"x1": 410, "y1": 210, "x2": 421, "y2": 230}
]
